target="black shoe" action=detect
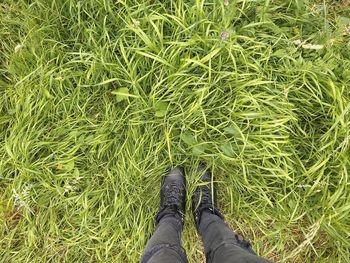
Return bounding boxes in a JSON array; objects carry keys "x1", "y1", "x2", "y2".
[
  {"x1": 192, "y1": 165, "x2": 223, "y2": 229},
  {"x1": 155, "y1": 167, "x2": 186, "y2": 225}
]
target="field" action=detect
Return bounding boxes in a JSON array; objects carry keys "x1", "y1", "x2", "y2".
[{"x1": 1, "y1": 0, "x2": 349, "y2": 262}]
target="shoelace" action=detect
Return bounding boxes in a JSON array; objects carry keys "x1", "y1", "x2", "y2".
[{"x1": 163, "y1": 182, "x2": 183, "y2": 207}]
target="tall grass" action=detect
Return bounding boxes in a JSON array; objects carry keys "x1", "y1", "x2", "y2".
[{"x1": 1, "y1": 0, "x2": 349, "y2": 262}]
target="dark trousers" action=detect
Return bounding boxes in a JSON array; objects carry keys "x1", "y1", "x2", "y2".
[{"x1": 140, "y1": 211, "x2": 271, "y2": 263}]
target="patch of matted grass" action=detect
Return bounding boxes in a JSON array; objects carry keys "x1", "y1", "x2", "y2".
[{"x1": 1, "y1": 0, "x2": 349, "y2": 262}]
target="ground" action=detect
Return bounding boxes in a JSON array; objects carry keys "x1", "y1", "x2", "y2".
[{"x1": 0, "y1": 0, "x2": 349, "y2": 262}]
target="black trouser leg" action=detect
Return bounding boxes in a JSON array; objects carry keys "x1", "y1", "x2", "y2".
[
  {"x1": 140, "y1": 216, "x2": 188, "y2": 263},
  {"x1": 199, "y1": 211, "x2": 272, "y2": 263}
]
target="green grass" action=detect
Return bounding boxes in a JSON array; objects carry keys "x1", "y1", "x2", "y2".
[{"x1": 1, "y1": 0, "x2": 349, "y2": 262}]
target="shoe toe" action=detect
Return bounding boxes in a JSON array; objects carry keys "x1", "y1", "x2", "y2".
[{"x1": 167, "y1": 166, "x2": 185, "y2": 178}]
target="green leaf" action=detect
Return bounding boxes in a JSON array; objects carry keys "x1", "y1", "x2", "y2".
[
  {"x1": 288, "y1": 199, "x2": 296, "y2": 209},
  {"x1": 272, "y1": 49, "x2": 287, "y2": 58},
  {"x1": 224, "y1": 126, "x2": 240, "y2": 136},
  {"x1": 220, "y1": 143, "x2": 236, "y2": 157},
  {"x1": 73, "y1": 168, "x2": 80, "y2": 177},
  {"x1": 154, "y1": 101, "x2": 168, "y2": 117},
  {"x1": 65, "y1": 160, "x2": 75, "y2": 172},
  {"x1": 192, "y1": 144, "x2": 207, "y2": 156},
  {"x1": 111, "y1": 87, "x2": 131, "y2": 102},
  {"x1": 180, "y1": 132, "x2": 196, "y2": 146}
]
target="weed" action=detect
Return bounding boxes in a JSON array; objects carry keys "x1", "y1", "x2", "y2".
[{"x1": 0, "y1": 0, "x2": 349, "y2": 262}]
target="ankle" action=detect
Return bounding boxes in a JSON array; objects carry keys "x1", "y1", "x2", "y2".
[
  {"x1": 158, "y1": 214, "x2": 184, "y2": 229},
  {"x1": 155, "y1": 208, "x2": 184, "y2": 225},
  {"x1": 195, "y1": 207, "x2": 224, "y2": 228}
]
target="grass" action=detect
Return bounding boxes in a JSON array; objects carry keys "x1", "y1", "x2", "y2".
[{"x1": 0, "y1": 0, "x2": 349, "y2": 262}]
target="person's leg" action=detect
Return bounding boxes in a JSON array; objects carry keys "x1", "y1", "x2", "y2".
[
  {"x1": 199, "y1": 211, "x2": 271, "y2": 263},
  {"x1": 192, "y1": 165, "x2": 271, "y2": 263},
  {"x1": 141, "y1": 215, "x2": 187, "y2": 263},
  {"x1": 140, "y1": 167, "x2": 188, "y2": 263}
]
